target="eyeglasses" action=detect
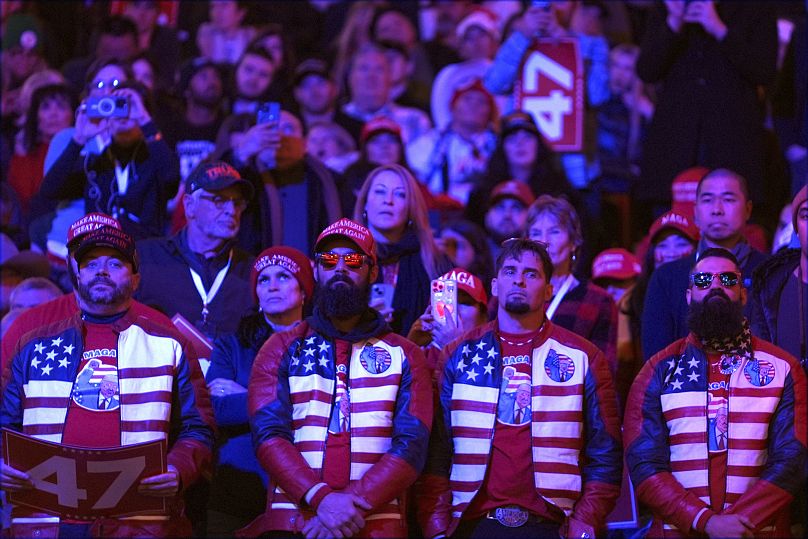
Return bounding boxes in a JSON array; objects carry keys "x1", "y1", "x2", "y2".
[
  {"x1": 690, "y1": 271, "x2": 741, "y2": 289},
  {"x1": 93, "y1": 78, "x2": 122, "y2": 91},
  {"x1": 198, "y1": 194, "x2": 248, "y2": 211},
  {"x1": 315, "y1": 251, "x2": 369, "y2": 270}
]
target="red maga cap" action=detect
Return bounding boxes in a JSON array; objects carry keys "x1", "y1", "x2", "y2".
[
  {"x1": 314, "y1": 218, "x2": 377, "y2": 264},
  {"x1": 251, "y1": 246, "x2": 315, "y2": 301},
  {"x1": 67, "y1": 213, "x2": 121, "y2": 246},
  {"x1": 491, "y1": 180, "x2": 535, "y2": 207},
  {"x1": 649, "y1": 210, "x2": 700, "y2": 244},
  {"x1": 592, "y1": 248, "x2": 641, "y2": 281},
  {"x1": 440, "y1": 267, "x2": 488, "y2": 306}
]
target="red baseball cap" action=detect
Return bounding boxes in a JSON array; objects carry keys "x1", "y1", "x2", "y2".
[
  {"x1": 67, "y1": 213, "x2": 121, "y2": 246},
  {"x1": 591, "y1": 248, "x2": 641, "y2": 281},
  {"x1": 73, "y1": 226, "x2": 139, "y2": 273},
  {"x1": 456, "y1": 8, "x2": 500, "y2": 41},
  {"x1": 649, "y1": 210, "x2": 700, "y2": 244},
  {"x1": 314, "y1": 218, "x2": 377, "y2": 264},
  {"x1": 251, "y1": 246, "x2": 315, "y2": 302},
  {"x1": 671, "y1": 166, "x2": 709, "y2": 214},
  {"x1": 439, "y1": 267, "x2": 488, "y2": 306},
  {"x1": 490, "y1": 180, "x2": 535, "y2": 207},
  {"x1": 360, "y1": 117, "x2": 402, "y2": 146},
  {"x1": 450, "y1": 78, "x2": 496, "y2": 119}
]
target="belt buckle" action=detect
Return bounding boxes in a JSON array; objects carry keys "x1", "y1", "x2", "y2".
[{"x1": 493, "y1": 506, "x2": 529, "y2": 528}]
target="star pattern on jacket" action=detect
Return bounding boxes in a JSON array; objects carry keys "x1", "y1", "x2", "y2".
[{"x1": 28, "y1": 339, "x2": 78, "y2": 380}]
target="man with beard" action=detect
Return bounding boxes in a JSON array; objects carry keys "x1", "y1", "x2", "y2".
[
  {"x1": 642, "y1": 168, "x2": 770, "y2": 359},
  {"x1": 418, "y1": 238, "x2": 622, "y2": 539},
  {"x1": 624, "y1": 248, "x2": 807, "y2": 539},
  {"x1": 164, "y1": 58, "x2": 226, "y2": 183},
  {"x1": 246, "y1": 218, "x2": 432, "y2": 538},
  {"x1": 136, "y1": 161, "x2": 255, "y2": 339},
  {"x1": 1, "y1": 225, "x2": 214, "y2": 538},
  {"x1": 0, "y1": 213, "x2": 175, "y2": 375}
]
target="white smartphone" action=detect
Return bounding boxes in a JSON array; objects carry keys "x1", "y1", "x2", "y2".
[
  {"x1": 431, "y1": 279, "x2": 458, "y2": 325},
  {"x1": 370, "y1": 283, "x2": 395, "y2": 311}
]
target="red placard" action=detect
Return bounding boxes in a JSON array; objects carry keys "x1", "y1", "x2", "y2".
[
  {"x1": 2, "y1": 429, "x2": 167, "y2": 520},
  {"x1": 171, "y1": 313, "x2": 213, "y2": 376},
  {"x1": 515, "y1": 38, "x2": 584, "y2": 152}
]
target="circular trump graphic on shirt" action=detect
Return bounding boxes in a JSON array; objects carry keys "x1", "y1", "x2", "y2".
[
  {"x1": 544, "y1": 349, "x2": 575, "y2": 383},
  {"x1": 743, "y1": 359, "x2": 774, "y2": 387},
  {"x1": 359, "y1": 345, "x2": 391, "y2": 374},
  {"x1": 71, "y1": 360, "x2": 120, "y2": 411}
]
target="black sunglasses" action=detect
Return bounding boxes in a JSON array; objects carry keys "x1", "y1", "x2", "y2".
[{"x1": 690, "y1": 271, "x2": 741, "y2": 289}]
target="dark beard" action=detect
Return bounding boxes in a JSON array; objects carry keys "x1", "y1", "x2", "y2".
[
  {"x1": 314, "y1": 275, "x2": 370, "y2": 319},
  {"x1": 77, "y1": 277, "x2": 133, "y2": 307},
  {"x1": 687, "y1": 289, "x2": 745, "y2": 342},
  {"x1": 504, "y1": 298, "x2": 530, "y2": 314}
]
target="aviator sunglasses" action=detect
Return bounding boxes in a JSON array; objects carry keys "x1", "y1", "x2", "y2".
[{"x1": 315, "y1": 251, "x2": 369, "y2": 270}]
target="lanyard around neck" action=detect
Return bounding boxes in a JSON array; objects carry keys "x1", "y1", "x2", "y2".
[
  {"x1": 114, "y1": 161, "x2": 131, "y2": 195},
  {"x1": 546, "y1": 274, "x2": 576, "y2": 321},
  {"x1": 188, "y1": 250, "x2": 233, "y2": 322}
]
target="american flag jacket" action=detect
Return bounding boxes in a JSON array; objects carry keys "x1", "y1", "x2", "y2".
[
  {"x1": 417, "y1": 320, "x2": 622, "y2": 538},
  {"x1": 624, "y1": 334, "x2": 808, "y2": 537},
  {"x1": 247, "y1": 312, "x2": 432, "y2": 538},
  {"x1": 0, "y1": 308, "x2": 215, "y2": 529}
]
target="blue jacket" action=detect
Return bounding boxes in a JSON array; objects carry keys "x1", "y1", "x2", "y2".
[
  {"x1": 206, "y1": 330, "x2": 268, "y2": 518},
  {"x1": 750, "y1": 248, "x2": 801, "y2": 349}
]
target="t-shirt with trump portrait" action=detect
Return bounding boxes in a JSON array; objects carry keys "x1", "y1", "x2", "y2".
[
  {"x1": 464, "y1": 325, "x2": 564, "y2": 522},
  {"x1": 62, "y1": 320, "x2": 121, "y2": 448}
]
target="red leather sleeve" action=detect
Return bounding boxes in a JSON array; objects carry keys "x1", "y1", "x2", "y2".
[
  {"x1": 415, "y1": 472, "x2": 452, "y2": 539},
  {"x1": 167, "y1": 439, "x2": 212, "y2": 490},
  {"x1": 257, "y1": 437, "x2": 322, "y2": 505},
  {"x1": 346, "y1": 453, "x2": 419, "y2": 510},
  {"x1": 571, "y1": 480, "x2": 621, "y2": 531},
  {"x1": 725, "y1": 478, "x2": 793, "y2": 531},
  {"x1": 636, "y1": 473, "x2": 714, "y2": 533}
]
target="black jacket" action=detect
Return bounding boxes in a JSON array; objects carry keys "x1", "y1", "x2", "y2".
[
  {"x1": 135, "y1": 230, "x2": 254, "y2": 338},
  {"x1": 636, "y1": 3, "x2": 777, "y2": 203},
  {"x1": 375, "y1": 232, "x2": 452, "y2": 336},
  {"x1": 750, "y1": 248, "x2": 801, "y2": 344},
  {"x1": 39, "y1": 121, "x2": 179, "y2": 240}
]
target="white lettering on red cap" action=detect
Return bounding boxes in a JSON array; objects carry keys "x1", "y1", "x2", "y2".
[
  {"x1": 441, "y1": 269, "x2": 476, "y2": 289},
  {"x1": 661, "y1": 213, "x2": 689, "y2": 227},
  {"x1": 255, "y1": 254, "x2": 300, "y2": 276}
]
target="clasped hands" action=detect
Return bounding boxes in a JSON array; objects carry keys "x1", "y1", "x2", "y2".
[{"x1": 303, "y1": 491, "x2": 372, "y2": 539}]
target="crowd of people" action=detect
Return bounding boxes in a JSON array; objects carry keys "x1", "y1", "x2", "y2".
[{"x1": 1, "y1": 1, "x2": 807, "y2": 538}]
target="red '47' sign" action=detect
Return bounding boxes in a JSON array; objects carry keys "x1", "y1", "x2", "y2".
[
  {"x1": 2, "y1": 429, "x2": 166, "y2": 520},
  {"x1": 515, "y1": 38, "x2": 584, "y2": 152}
]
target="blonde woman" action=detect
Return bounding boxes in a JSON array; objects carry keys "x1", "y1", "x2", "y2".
[
  {"x1": 354, "y1": 164, "x2": 452, "y2": 335},
  {"x1": 525, "y1": 195, "x2": 617, "y2": 371}
]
